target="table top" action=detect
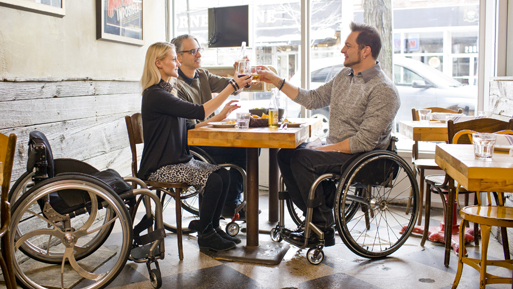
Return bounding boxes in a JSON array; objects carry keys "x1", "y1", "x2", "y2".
[
  {"x1": 188, "y1": 124, "x2": 309, "y2": 149},
  {"x1": 435, "y1": 144, "x2": 513, "y2": 192},
  {"x1": 286, "y1": 118, "x2": 322, "y2": 138},
  {"x1": 399, "y1": 120, "x2": 448, "y2": 142}
]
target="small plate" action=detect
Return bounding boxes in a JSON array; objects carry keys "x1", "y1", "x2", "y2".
[
  {"x1": 210, "y1": 122, "x2": 235, "y2": 128},
  {"x1": 285, "y1": 122, "x2": 304, "y2": 127},
  {"x1": 494, "y1": 145, "x2": 513, "y2": 152}
]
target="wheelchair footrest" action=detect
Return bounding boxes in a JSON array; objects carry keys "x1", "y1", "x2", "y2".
[{"x1": 131, "y1": 243, "x2": 161, "y2": 260}]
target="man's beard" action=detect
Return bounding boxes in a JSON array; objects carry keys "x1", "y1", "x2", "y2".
[{"x1": 344, "y1": 54, "x2": 362, "y2": 68}]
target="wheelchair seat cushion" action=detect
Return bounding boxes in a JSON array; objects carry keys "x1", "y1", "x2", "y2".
[{"x1": 49, "y1": 169, "x2": 133, "y2": 215}]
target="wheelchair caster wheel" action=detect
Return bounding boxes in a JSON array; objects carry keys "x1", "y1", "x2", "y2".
[
  {"x1": 270, "y1": 227, "x2": 283, "y2": 242},
  {"x1": 306, "y1": 247, "x2": 324, "y2": 265},
  {"x1": 150, "y1": 268, "x2": 162, "y2": 289},
  {"x1": 226, "y1": 222, "x2": 240, "y2": 237}
]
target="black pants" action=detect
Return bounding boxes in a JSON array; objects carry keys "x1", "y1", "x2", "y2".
[
  {"x1": 199, "y1": 168, "x2": 230, "y2": 231},
  {"x1": 197, "y1": 146, "x2": 246, "y2": 205},
  {"x1": 277, "y1": 143, "x2": 354, "y2": 230}
]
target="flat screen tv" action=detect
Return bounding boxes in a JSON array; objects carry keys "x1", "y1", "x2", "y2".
[{"x1": 208, "y1": 5, "x2": 249, "y2": 48}]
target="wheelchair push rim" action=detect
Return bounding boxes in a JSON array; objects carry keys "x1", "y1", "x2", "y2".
[
  {"x1": 334, "y1": 151, "x2": 419, "y2": 259},
  {"x1": 10, "y1": 175, "x2": 133, "y2": 289}
]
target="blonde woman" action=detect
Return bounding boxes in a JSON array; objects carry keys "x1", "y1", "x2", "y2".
[{"x1": 138, "y1": 42, "x2": 251, "y2": 251}]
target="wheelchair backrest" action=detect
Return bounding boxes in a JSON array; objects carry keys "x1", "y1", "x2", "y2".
[{"x1": 27, "y1": 131, "x2": 55, "y2": 182}]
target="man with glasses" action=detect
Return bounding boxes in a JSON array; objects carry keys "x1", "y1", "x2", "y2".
[{"x1": 171, "y1": 34, "x2": 247, "y2": 219}]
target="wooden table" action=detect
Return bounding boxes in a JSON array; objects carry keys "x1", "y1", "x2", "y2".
[
  {"x1": 399, "y1": 120, "x2": 448, "y2": 142},
  {"x1": 188, "y1": 124, "x2": 309, "y2": 264},
  {"x1": 435, "y1": 144, "x2": 513, "y2": 266}
]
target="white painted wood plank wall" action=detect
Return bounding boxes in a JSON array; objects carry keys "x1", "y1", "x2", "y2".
[{"x1": 0, "y1": 80, "x2": 142, "y2": 183}]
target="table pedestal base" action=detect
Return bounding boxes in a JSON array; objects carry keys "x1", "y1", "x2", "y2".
[{"x1": 212, "y1": 241, "x2": 290, "y2": 265}]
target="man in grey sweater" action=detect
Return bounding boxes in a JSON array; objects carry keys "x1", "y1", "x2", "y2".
[{"x1": 258, "y1": 22, "x2": 400, "y2": 247}]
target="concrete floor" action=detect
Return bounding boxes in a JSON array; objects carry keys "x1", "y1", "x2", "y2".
[{"x1": 2, "y1": 191, "x2": 512, "y2": 289}]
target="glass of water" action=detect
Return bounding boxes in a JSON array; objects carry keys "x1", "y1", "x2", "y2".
[
  {"x1": 418, "y1": 109, "x2": 431, "y2": 124},
  {"x1": 235, "y1": 112, "x2": 251, "y2": 129},
  {"x1": 472, "y1": 133, "x2": 497, "y2": 159}
]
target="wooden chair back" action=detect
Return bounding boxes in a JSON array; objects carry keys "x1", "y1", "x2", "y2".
[
  {"x1": 0, "y1": 132, "x2": 18, "y2": 288},
  {"x1": 125, "y1": 113, "x2": 143, "y2": 177},
  {"x1": 411, "y1": 107, "x2": 463, "y2": 121},
  {"x1": 447, "y1": 118, "x2": 513, "y2": 144},
  {"x1": 125, "y1": 113, "x2": 186, "y2": 260},
  {"x1": 410, "y1": 107, "x2": 463, "y2": 160}
]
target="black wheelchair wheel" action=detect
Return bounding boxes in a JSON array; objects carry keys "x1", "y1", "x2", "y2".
[
  {"x1": 10, "y1": 174, "x2": 133, "y2": 289},
  {"x1": 334, "y1": 151, "x2": 419, "y2": 259}
]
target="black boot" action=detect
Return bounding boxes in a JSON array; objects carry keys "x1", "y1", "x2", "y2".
[
  {"x1": 188, "y1": 220, "x2": 200, "y2": 232},
  {"x1": 198, "y1": 225, "x2": 236, "y2": 251},
  {"x1": 215, "y1": 227, "x2": 241, "y2": 244}
]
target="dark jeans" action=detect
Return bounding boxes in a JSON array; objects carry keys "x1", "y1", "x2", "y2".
[
  {"x1": 277, "y1": 143, "x2": 354, "y2": 230},
  {"x1": 197, "y1": 146, "x2": 246, "y2": 205}
]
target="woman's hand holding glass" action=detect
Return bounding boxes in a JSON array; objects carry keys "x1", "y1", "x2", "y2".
[{"x1": 233, "y1": 73, "x2": 252, "y2": 91}]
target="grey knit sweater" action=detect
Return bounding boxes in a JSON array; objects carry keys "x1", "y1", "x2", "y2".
[{"x1": 294, "y1": 62, "x2": 400, "y2": 153}]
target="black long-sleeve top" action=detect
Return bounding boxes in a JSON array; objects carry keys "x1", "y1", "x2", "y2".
[{"x1": 137, "y1": 81, "x2": 205, "y2": 180}]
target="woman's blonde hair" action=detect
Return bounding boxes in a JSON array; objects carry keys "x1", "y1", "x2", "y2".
[{"x1": 141, "y1": 42, "x2": 175, "y2": 91}]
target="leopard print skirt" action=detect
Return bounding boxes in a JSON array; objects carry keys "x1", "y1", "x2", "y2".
[{"x1": 148, "y1": 158, "x2": 219, "y2": 194}]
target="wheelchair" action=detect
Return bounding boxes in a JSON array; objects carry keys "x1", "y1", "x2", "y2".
[
  {"x1": 270, "y1": 137, "x2": 420, "y2": 265},
  {"x1": 8, "y1": 131, "x2": 167, "y2": 289}
]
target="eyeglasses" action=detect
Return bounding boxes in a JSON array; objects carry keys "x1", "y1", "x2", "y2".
[{"x1": 178, "y1": 47, "x2": 204, "y2": 55}]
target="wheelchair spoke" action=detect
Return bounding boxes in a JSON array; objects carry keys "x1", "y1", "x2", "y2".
[
  {"x1": 15, "y1": 228, "x2": 63, "y2": 251},
  {"x1": 63, "y1": 247, "x2": 105, "y2": 281},
  {"x1": 84, "y1": 213, "x2": 119, "y2": 236}
]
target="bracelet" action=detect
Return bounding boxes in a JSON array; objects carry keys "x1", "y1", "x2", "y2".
[
  {"x1": 232, "y1": 79, "x2": 240, "y2": 90},
  {"x1": 229, "y1": 79, "x2": 239, "y2": 91},
  {"x1": 278, "y1": 78, "x2": 286, "y2": 90}
]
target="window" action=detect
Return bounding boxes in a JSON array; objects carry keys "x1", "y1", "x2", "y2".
[{"x1": 173, "y1": 0, "x2": 480, "y2": 151}]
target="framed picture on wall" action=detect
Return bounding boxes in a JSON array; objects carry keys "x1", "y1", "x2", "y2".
[
  {"x1": 0, "y1": 0, "x2": 65, "y2": 17},
  {"x1": 96, "y1": 0, "x2": 143, "y2": 46}
]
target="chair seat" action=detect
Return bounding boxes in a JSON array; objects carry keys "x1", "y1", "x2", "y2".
[
  {"x1": 413, "y1": 158, "x2": 440, "y2": 169},
  {"x1": 461, "y1": 206, "x2": 513, "y2": 227},
  {"x1": 425, "y1": 174, "x2": 446, "y2": 186}
]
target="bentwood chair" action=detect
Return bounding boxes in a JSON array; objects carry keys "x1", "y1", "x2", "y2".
[
  {"x1": 0, "y1": 132, "x2": 17, "y2": 289},
  {"x1": 409, "y1": 107, "x2": 462, "y2": 225},
  {"x1": 452, "y1": 130, "x2": 513, "y2": 288},
  {"x1": 125, "y1": 113, "x2": 185, "y2": 260},
  {"x1": 421, "y1": 118, "x2": 513, "y2": 247}
]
